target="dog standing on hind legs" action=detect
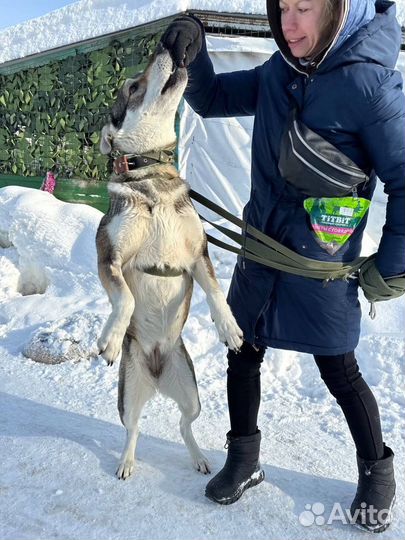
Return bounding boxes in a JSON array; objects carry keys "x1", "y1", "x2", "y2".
[{"x1": 96, "y1": 42, "x2": 243, "y2": 480}]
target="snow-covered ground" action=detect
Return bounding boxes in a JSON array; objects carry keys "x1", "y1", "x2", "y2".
[
  {"x1": 0, "y1": 0, "x2": 404, "y2": 64},
  {"x1": 0, "y1": 184, "x2": 404, "y2": 540}
]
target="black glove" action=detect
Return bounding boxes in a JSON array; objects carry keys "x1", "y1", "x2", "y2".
[{"x1": 160, "y1": 15, "x2": 203, "y2": 68}]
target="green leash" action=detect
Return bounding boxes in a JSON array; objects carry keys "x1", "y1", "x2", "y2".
[{"x1": 189, "y1": 189, "x2": 405, "y2": 318}]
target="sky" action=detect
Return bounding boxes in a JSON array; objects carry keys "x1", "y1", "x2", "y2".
[{"x1": 0, "y1": 0, "x2": 78, "y2": 30}]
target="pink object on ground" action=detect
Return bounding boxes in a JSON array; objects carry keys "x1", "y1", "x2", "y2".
[{"x1": 40, "y1": 171, "x2": 56, "y2": 194}]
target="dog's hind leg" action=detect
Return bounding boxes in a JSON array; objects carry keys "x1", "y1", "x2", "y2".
[
  {"x1": 116, "y1": 334, "x2": 156, "y2": 480},
  {"x1": 158, "y1": 338, "x2": 211, "y2": 474}
]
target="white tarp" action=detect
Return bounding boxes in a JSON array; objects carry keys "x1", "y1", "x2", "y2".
[{"x1": 179, "y1": 36, "x2": 278, "y2": 222}]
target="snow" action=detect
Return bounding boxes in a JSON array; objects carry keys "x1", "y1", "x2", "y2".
[
  {"x1": 0, "y1": 0, "x2": 404, "y2": 64},
  {"x1": 0, "y1": 183, "x2": 404, "y2": 540}
]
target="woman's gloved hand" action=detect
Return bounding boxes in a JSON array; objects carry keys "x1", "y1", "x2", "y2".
[
  {"x1": 358, "y1": 255, "x2": 405, "y2": 318},
  {"x1": 359, "y1": 258, "x2": 405, "y2": 303},
  {"x1": 160, "y1": 15, "x2": 203, "y2": 68}
]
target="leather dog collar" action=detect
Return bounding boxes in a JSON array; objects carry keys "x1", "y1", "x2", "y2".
[{"x1": 112, "y1": 147, "x2": 175, "y2": 175}]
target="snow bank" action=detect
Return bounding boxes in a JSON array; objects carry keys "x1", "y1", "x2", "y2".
[
  {"x1": 0, "y1": 186, "x2": 101, "y2": 295},
  {"x1": 23, "y1": 311, "x2": 104, "y2": 364},
  {"x1": 0, "y1": 186, "x2": 107, "y2": 358}
]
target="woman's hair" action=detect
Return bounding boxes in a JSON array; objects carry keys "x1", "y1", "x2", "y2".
[
  {"x1": 310, "y1": 0, "x2": 341, "y2": 59},
  {"x1": 321, "y1": 0, "x2": 337, "y2": 35}
]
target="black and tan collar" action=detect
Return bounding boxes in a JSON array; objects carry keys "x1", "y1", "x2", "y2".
[{"x1": 112, "y1": 146, "x2": 175, "y2": 175}]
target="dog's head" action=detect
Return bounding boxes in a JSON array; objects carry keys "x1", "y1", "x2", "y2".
[{"x1": 100, "y1": 43, "x2": 187, "y2": 156}]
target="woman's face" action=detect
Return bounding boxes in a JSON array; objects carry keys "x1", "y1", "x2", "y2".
[{"x1": 279, "y1": 0, "x2": 327, "y2": 58}]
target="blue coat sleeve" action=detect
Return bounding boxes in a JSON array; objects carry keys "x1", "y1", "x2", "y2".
[
  {"x1": 359, "y1": 70, "x2": 405, "y2": 278},
  {"x1": 184, "y1": 38, "x2": 259, "y2": 118}
]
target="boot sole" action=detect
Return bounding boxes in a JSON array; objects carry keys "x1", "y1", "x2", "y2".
[
  {"x1": 205, "y1": 469, "x2": 265, "y2": 505},
  {"x1": 353, "y1": 495, "x2": 396, "y2": 534}
]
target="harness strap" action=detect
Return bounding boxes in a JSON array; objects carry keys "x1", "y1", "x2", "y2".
[
  {"x1": 189, "y1": 189, "x2": 365, "y2": 281},
  {"x1": 141, "y1": 265, "x2": 184, "y2": 277},
  {"x1": 189, "y1": 189, "x2": 405, "y2": 317}
]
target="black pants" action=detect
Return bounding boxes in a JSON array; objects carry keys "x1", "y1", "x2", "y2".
[{"x1": 227, "y1": 342, "x2": 384, "y2": 460}]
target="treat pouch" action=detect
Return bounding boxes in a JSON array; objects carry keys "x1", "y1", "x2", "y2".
[{"x1": 304, "y1": 197, "x2": 371, "y2": 255}]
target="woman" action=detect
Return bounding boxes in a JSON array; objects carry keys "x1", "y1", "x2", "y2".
[{"x1": 161, "y1": 0, "x2": 404, "y2": 531}]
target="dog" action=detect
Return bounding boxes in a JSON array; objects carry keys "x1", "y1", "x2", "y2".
[{"x1": 96, "y1": 42, "x2": 243, "y2": 480}]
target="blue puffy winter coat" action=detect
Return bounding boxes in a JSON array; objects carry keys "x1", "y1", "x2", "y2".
[{"x1": 185, "y1": 0, "x2": 405, "y2": 355}]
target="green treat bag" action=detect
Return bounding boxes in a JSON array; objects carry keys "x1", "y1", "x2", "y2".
[{"x1": 304, "y1": 197, "x2": 371, "y2": 255}]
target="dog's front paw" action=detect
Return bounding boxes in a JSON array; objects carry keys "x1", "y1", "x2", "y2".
[
  {"x1": 214, "y1": 312, "x2": 243, "y2": 352},
  {"x1": 116, "y1": 458, "x2": 135, "y2": 480},
  {"x1": 192, "y1": 453, "x2": 211, "y2": 475},
  {"x1": 97, "y1": 328, "x2": 124, "y2": 366}
]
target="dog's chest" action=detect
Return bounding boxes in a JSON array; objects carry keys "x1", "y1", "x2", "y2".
[{"x1": 134, "y1": 204, "x2": 203, "y2": 268}]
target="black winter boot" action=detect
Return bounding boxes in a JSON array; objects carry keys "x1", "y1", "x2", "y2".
[
  {"x1": 350, "y1": 444, "x2": 396, "y2": 533},
  {"x1": 205, "y1": 430, "x2": 265, "y2": 505}
]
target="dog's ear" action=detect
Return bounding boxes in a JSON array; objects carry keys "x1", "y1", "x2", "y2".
[{"x1": 100, "y1": 125, "x2": 113, "y2": 155}]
